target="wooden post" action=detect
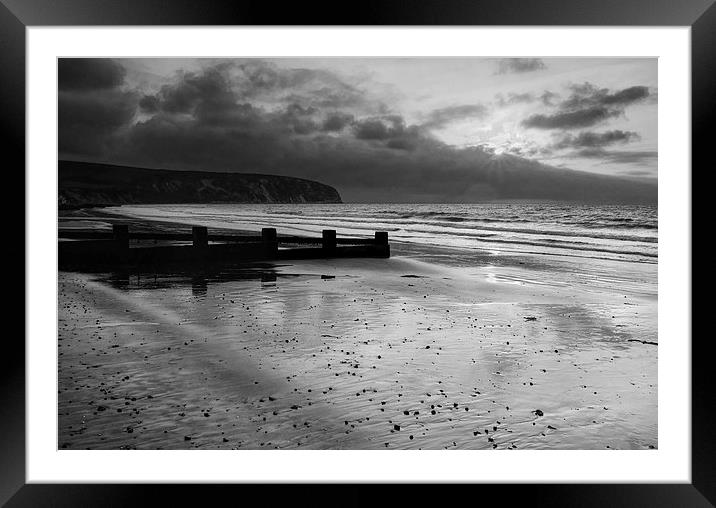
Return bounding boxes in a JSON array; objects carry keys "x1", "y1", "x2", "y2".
[
  {"x1": 375, "y1": 231, "x2": 388, "y2": 245},
  {"x1": 262, "y1": 228, "x2": 278, "y2": 258},
  {"x1": 192, "y1": 226, "x2": 208, "y2": 248},
  {"x1": 322, "y1": 229, "x2": 336, "y2": 254},
  {"x1": 375, "y1": 231, "x2": 390, "y2": 258},
  {"x1": 262, "y1": 227, "x2": 277, "y2": 242},
  {"x1": 113, "y1": 224, "x2": 129, "y2": 246},
  {"x1": 192, "y1": 226, "x2": 208, "y2": 261},
  {"x1": 112, "y1": 224, "x2": 129, "y2": 264}
]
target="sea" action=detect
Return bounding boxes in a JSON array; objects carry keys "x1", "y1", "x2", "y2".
[
  {"x1": 108, "y1": 202, "x2": 657, "y2": 264},
  {"x1": 99, "y1": 202, "x2": 657, "y2": 299}
]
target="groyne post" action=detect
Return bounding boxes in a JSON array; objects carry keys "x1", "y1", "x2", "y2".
[
  {"x1": 375, "y1": 231, "x2": 390, "y2": 258},
  {"x1": 375, "y1": 231, "x2": 388, "y2": 245},
  {"x1": 192, "y1": 226, "x2": 208, "y2": 260},
  {"x1": 113, "y1": 224, "x2": 129, "y2": 264},
  {"x1": 192, "y1": 226, "x2": 208, "y2": 247},
  {"x1": 262, "y1": 228, "x2": 278, "y2": 258},
  {"x1": 322, "y1": 229, "x2": 336, "y2": 255},
  {"x1": 113, "y1": 224, "x2": 129, "y2": 247}
]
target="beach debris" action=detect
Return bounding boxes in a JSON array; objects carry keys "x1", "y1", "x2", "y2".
[
  {"x1": 524, "y1": 316, "x2": 538, "y2": 321},
  {"x1": 627, "y1": 339, "x2": 658, "y2": 346},
  {"x1": 533, "y1": 409, "x2": 544, "y2": 417},
  {"x1": 320, "y1": 275, "x2": 335, "y2": 280}
]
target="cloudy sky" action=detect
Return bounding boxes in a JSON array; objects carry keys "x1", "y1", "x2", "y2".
[{"x1": 59, "y1": 57, "x2": 657, "y2": 202}]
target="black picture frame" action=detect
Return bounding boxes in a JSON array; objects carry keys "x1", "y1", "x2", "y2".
[{"x1": 3, "y1": 0, "x2": 711, "y2": 505}]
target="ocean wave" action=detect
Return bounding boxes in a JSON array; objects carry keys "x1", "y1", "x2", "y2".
[{"x1": 112, "y1": 203, "x2": 657, "y2": 263}]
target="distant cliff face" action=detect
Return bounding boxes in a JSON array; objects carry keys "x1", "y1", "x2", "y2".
[{"x1": 58, "y1": 161, "x2": 342, "y2": 208}]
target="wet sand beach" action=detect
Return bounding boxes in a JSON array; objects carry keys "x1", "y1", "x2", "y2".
[{"x1": 58, "y1": 248, "x2": 657, "y2": 450}]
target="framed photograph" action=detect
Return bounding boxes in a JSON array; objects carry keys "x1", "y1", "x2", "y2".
[{"x1": 6, "y1": 0, "x2": 711, "y2": 504}]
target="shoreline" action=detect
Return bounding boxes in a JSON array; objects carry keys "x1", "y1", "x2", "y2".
[{"x1": 60, "y1": 205, "x2": 658, "y2": 273}]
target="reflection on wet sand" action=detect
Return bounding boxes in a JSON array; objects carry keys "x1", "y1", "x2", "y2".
[{"x1": 58, "y1": 255, "x2": 656, "y2": 450}]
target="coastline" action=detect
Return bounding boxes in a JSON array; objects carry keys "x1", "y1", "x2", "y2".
[{"x1": 58, "y1": 206, "x2": 657, "y2": 450}]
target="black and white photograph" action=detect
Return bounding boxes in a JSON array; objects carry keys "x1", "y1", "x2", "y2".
[{"x1": 57, "y1": 56, "x2": 658, "y2": 451}]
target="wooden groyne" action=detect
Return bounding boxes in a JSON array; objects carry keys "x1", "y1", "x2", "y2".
[{"x1": 58, "y1": 225, "x2": 390, "y2": 270}]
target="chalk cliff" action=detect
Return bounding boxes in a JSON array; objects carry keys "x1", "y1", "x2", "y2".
[{"x1": 58, "y1": 160, "x2": 342, "y2": 208}]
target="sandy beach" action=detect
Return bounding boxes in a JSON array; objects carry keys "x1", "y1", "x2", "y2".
[{"x1": 58, "y1": 232, "x2": 657, "y2": 450}]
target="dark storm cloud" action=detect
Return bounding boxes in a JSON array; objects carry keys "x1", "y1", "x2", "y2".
[
  {"x1": 59, "y1": 59, "x2": 656, "y2": 203},
  {"x1": 322, "y1": 112, "x2": 355, "y2": 132},
  {"x1": 552, "y1": 130, "x2": 641, "y2": 149},
  {"x1": 385, "y1": 136, "x2": 418, "y2": 151},
  {"x1": 495, "y1": 58, "x2": 546, "y2": 74},
  {"x1": 59, "y1": 59, "x2": 126, "y2": 91},
  {"x1": 120, "y1": 112, "x2": 280, "y2": 170},
  {"x1": 141, "y1": 65, "x2": 272, "y2": 132},
  {"x1": 523, "y1": 106, "x2": 621, "y2": 129},
  {"x1": 138, "y1": 95, "x2": 160, "y2": 113},
  {"x1": 236, "y1": 60, "x2": 386, "y2": 113},
  {"x1": 602, "y1": 86, "x2": 651, "y2": 104},
  {"x1": 353, "y1": 117, "x2": 397, "y2": 140},
  {"x1": 142, "y1": 60, "x2": 386, "y2": 117},
  {"x1": 572, "y1": 149, "x2": 657, "y2": 164},
  {"x1": 522, "y1": 82, "x2": 651, "y2": 130},
  {"x1": 421, "y1": 104, "x2": 488, "y2": 129},
  {"x1": 236, "y1": 61, "x2": 357, "y2": 100},
  {"x1": 153, "y1": 66, "x2": 234, "y2": 115},
  {"x1": 59, "y1": 59, "x2": 138, "y2": 157},
  {"x1": 541, "y1": 129, "x2": 653, "y2": 167},
  {"x1": 560, "y1": 83, "x2": 650, "y2": 110},
  {"x1": 88, "y1": 62, "x2": 425, "y2": 173},
  {"x1": 279, "y1": 103, "x2": 320, "y2": 135},
  {"x1": 60, "y1": 91, "x2": 138, "y2": 135},
  {"x1": 59, "y1": 90, "x2": 139, "y2": 157},
  {"x1": 540, "y1": 90, "x2": 558, "y2": 106},
  {"x1": 350, "y1": 115, "x2": 427, "y2": 151},
  {"x1": 623, "y1": 169, "x2": 655, "y2": 177}
]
